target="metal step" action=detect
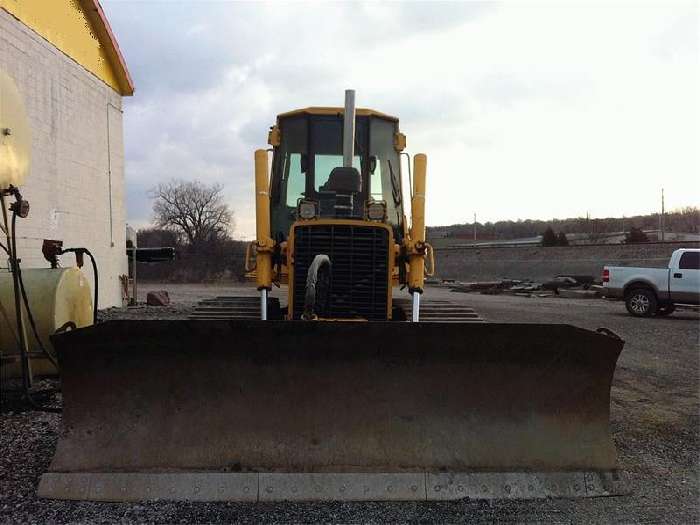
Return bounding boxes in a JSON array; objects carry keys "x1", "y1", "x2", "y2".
[
  {"x1": 188, "y1": 296, "x2": 281, "y2": 321},
  {"x1": 194, "y1": 308, "x2": 260, "y2": 313},
  {"x1": 189, "y1": 296, "x2": 484, "y2": 322},
  {"x1": 393, "y1": 298, "x2": 484, "y2": 323}
]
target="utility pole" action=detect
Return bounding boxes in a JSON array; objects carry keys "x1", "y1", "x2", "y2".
[
  {"x1": 473, "y1": 213, "x2": 477, "y2": 241},
  {"x1": 660, "y1": 188, "x2": 665, "y2": 242}
]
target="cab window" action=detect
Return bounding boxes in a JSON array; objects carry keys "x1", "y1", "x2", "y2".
[
  {"x1": 370, "y1": 162, "x2": 383, "y2": 200},
  {"x1": 284, "y1": 154, "x2": 305, "y2": 207},
  {"x1": 370, "y1": 117, "x2": 403, "y2": 235},
  {"x1": 679, "y1": 252, "x2": 700, "y2": 270},
  {"x1": 315, "y1": 155, "x2": 362, "y2": 191}
]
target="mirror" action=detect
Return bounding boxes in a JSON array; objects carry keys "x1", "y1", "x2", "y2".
[{"x1": 369, "y1": 155, "x2": 377, "y2": 174}]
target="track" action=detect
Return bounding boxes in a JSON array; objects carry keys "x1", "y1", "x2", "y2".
[
  {"x1": 393, "y1": 298, "x2": 484, "y2": 322},
  {"x1": 188, "y1": 296, "x2": 483, "y2": 322},
  {"x1": 188, "y1": 296, "x2": 280, "y2": 320}
]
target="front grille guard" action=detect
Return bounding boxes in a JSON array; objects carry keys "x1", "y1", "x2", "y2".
[{"x1": 292, "y1": 224, "x2": 390, "y2": 320}]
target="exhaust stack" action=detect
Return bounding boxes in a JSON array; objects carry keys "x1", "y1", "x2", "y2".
[{"x1": 343, "y1": 89, "x2": 356, "y2": 168}]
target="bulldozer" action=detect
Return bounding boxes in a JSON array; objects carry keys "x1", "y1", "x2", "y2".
[{"x1": 39, "y1": 91, "x2": 626, "y2": 502}]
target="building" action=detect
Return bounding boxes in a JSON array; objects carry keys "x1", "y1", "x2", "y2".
[{"x1": 0, "y1": 0, "x2": 133, "y2": 307}]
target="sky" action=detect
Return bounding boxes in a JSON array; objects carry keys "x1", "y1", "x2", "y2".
[{"x1": 102, "y1": 0, "x2": 699, "y2": 240}]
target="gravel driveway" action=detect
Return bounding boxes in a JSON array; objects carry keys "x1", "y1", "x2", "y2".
[{"x1": 1, "y1": 283, "x2": 698, "y2": 523}]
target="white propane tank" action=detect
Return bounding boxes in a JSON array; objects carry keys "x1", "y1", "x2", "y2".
[{"x1": 0, "y1": 268, "x2": 92, "y2": 377}]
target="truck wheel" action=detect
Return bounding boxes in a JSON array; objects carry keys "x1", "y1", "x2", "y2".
[
  {"x1": 656, "y1": 304, "x2": 676, "y2": 317},
  {"x1": 625, "y1": 288, "x2": 657, "y2": 317}
]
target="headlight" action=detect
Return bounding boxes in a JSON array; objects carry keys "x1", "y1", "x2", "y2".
[
  {"x1": 297, "y1": 199, "x2": 318, "y2": 220},
  {"x1": 367, "y1": 200, "x2": 386, "y2": 221}
]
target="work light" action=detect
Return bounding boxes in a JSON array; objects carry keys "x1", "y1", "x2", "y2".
[
  {"x1": 367, "y1": 200, "x2": 387, "y2": 221},
  {"x1": 297, "y1": 199, "x2": 318, "y2": 220}
]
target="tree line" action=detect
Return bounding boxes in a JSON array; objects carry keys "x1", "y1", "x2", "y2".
[
  {"x1": 540, "y1": 225, "x2": 651, "y2": 246},
  {"x1": 428, "y1": 207, "x2": 699, "y2": 243},
  {"x1": 135, "y1": 180, "x2": 697, "y2": 282}
]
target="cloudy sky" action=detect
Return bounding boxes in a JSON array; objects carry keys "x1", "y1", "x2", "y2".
[{"x1": 102, "y1": 0, "x2": 699, "y2": 239}]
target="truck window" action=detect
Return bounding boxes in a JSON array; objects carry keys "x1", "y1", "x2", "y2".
[{"x1": 679, "y1": 252, "x2": 700, "y2": 270}]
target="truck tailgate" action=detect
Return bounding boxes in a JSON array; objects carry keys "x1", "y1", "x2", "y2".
[{"x1": 603, "y1": 266, "x2": 669, "y2": 298}]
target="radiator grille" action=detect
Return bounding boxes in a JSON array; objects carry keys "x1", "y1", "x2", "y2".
[{"x1": 292, "y1": 224, "x2": 390, "y2": 320}]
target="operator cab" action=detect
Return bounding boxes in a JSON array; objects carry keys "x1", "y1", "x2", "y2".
[{"x1": 269, "y1": 108, "x2": 406, "y2": 241}]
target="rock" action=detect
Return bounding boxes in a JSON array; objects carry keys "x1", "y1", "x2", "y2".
[
  {"x1": 146, "y1": 290, "x2": 170, "y2": 306},
  {"x1": 555, "y1": 274, "x2": 595, "y2": 286},
  {"x1": 558, "y1": 289, "x2": 600, "y2": 299},
  {"x1": 542, "y1": 277, "x2": 578, "y2": 292}
]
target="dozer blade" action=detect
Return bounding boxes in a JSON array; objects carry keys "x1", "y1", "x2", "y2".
[{"x1": 39, "y1": 320, "x2": 627, "y2": 502}]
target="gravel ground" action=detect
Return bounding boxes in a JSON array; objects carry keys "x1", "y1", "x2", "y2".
[{"x1": 1, "y1": 283, "x2": 698, "y2": 523}]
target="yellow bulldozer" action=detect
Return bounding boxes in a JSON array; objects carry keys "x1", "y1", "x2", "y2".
[{"x1": 38, "y1": 91, "x2": 626, "y2": 502}]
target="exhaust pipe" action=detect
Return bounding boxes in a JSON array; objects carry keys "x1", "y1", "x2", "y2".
[{"x1": 343, "y1": 89, "x2": 355, "y2": 168}]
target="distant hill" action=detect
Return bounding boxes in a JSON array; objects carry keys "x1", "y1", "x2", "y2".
[{"x1": 427, "y1": 207, "x2": 699, "y2": 246}]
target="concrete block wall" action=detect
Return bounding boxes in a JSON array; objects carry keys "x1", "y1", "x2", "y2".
[
  {"x1": 435, "y1": 242, "x2": 700, "y2": 283},
  {"x1": 1, "y1": 9, "x2": 126, "y2": 307}
]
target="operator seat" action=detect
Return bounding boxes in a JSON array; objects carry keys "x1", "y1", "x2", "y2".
[
  {"x1": 319, "y1": 167, "x2": 362, "y2": 217},
  {"x1": 322, "y1": 167, "x2": 362, "y2": 193}
]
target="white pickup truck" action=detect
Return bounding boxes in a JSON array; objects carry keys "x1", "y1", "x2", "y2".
[{"x1": 603, "y1": 248, "x2": 700, "y2": 317}]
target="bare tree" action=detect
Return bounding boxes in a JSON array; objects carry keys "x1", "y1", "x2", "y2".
[{"x1": 151, "y1": 180, "x2": 233, "y2": 250}]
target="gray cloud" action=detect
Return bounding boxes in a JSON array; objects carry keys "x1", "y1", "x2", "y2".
[
  {"x1": 103, "y1": 1, "x2": 699, "y2": 236},
  {"x1": 105, "y1": 1, "x2": 496, "y2": 232}
]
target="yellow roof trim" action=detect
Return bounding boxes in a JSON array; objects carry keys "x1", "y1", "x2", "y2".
[
  {"x1": 0, "y1": 0, "x2": 134, "y2": 96},
  {"x1": 277, "y1": 107, "x2": 398, "y2": 122},
  {"x1": 79, "y1": 0, "x2": 134, "y2": 95}
]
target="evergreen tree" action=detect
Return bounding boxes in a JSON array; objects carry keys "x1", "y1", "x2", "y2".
[
  {"x1": 541, "y1": 227, "x2": 557, "y2": 246},
  {"x1": 625, "y1": 227, "x2": 650, "y2": 243}
]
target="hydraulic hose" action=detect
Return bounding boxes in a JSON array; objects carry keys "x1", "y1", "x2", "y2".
[
  {"x1": 60, "y1": 247, "x2": 98, "y2": 324},
  {"x1": 9, "y1": 207, "x2": 60, "y2": 369},
  {"x1": 17, "y1": 265, "x2": 59, "y2": 369},
  {"x1": 1, "y1": 191, "x2": 61, "y2": 413},
  {"x1": 302, "y1": 254, "x2": 331, "y2": 320},
  {"x1": 5, "y1": 196, "x2": 29, "y2": 393},
  {"x1": 87, "y1": 249, "x2": 98, "y2": 324}
]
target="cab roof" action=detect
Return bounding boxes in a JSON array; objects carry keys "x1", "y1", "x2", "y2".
[{"x1": 277, "y1": 107, "x2": 398, "y2": 122}]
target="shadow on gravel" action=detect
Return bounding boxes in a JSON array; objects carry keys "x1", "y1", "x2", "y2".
[
  {"x1": 0, "y1": 379, "x2": 63, "y2": 414},
  {"x1": 608, "y1": 312, "x2": 700, "y2": 321}
]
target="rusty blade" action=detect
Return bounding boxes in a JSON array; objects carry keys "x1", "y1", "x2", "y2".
[{"x1": 47, "y1": 320, "x2": 622, "y2": 476}]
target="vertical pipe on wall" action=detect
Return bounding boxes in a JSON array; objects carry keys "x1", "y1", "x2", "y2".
[{"x1": 106, "y1": 104, "x2": 114, "y2": 248}]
